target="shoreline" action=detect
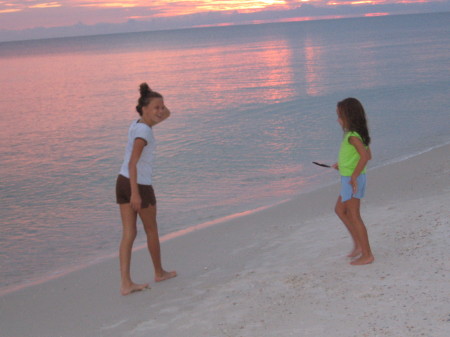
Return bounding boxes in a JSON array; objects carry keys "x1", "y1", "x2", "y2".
[
  {"x1": 1, "y1": 142, "x2": 448, "y2": 297},
  {"x1": 1, "y1": 144, "x2": 449, "y2": 336}
]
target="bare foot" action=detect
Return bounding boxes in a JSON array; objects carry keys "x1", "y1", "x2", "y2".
[
  {"x1": 350, "y1": 255, "x2": 374, "y2": 266},
  {"x1": 347, "y1": 248, "x2": 362, "y2": 258},
  {"x1": 121, "y1": 282, "x2": 150, "y2": 296},
  {"x1": 155, "y1": 270, "x2": 177, "y2": 282}
]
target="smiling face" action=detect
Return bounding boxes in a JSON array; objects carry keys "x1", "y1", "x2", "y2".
[{"x1": 141, "y1": 97, "x2": 165, "y2": 126}]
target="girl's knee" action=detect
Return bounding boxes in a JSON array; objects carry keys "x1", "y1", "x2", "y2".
[
  {"x1": 144, "y1": 225, "x2": 158, "y2": 237},
  {"x1": 122, "y1": 229, "x2": 137, "y2": 241},
  {"x1": 335, "y1": 203, "x2": 345, "y2": 217}
]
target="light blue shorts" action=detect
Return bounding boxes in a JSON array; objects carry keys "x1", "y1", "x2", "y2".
[{"x1": 340, "y1": 174, "x2": 366, "y2": 202}]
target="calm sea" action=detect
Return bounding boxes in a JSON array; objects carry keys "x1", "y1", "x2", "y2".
[{"x1": 1, "y1": 12, "x2": 449, "y2": 295}]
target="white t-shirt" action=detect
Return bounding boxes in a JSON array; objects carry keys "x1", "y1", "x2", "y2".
[{"x1": 119, "y1": 120, "x2": 156, "y2": 185}]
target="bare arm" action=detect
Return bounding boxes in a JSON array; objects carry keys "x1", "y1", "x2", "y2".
[
  {"x1": 128, "y1": 138, "x2": 147, "y2": 212},
  {"x1": 349, "y1": 136, "x2": 371, "y2": 192}
]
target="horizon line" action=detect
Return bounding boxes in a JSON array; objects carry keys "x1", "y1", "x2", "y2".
[{"x1": 1, "y1": 10, "x2": 448, "y2": 44}]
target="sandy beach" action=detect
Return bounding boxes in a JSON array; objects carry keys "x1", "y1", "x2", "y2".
[{"x1": 1, "y1": 144, "x2": 449, "y2": 337}]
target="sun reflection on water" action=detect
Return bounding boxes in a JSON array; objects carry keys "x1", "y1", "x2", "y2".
[{"x1": 1, "y1": 14, "x2": 449, "y2": 292}]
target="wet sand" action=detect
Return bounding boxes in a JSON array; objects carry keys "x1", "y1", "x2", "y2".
[{"x1": 1, "y1": 144, "x2": 449, "y2": 337}]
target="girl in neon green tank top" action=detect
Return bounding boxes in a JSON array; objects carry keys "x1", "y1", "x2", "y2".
[{"x1": 332, "y1": 98, "x2": 374, "y2": 265}]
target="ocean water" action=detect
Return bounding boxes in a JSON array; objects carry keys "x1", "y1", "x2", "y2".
[{"x1": 1, "y1": 12, "x2": 449, "y2": 295}]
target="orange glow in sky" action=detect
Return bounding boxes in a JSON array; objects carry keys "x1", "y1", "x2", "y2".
[
  {"x1": 1, "y1": 0, "x2": 437, "y2": 16},
  {"x1": 79, "y1": 2, "x2": 138, "y2": 8},
  {"x1": 133, "y1": 0, "x2": 288, "y2": 17},
  {"x1": 29, "y1": 2, "x2": 62, "y2": 8},
  {"x1": 1, "y1": 1, "x2": 289, "y2": 18},
  {"x1": 0, "y1": 0, "x2": 447, "y2": 33}
]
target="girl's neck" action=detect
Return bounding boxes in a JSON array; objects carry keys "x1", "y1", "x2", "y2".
[{"x1": 138, "y1": 118, "x2": 154, "y2": 127}]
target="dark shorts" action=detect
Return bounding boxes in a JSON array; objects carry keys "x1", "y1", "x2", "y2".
[{"x1": 116, "y1": 175, "x2": 156, "y2": 208}]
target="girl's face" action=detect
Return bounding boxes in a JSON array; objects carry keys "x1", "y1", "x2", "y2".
[
  {"x1": 336, "y1": 107, "x2": 346, "y2": 129},
  {"x1": 141, "y1": 97, "x2": 165, "y2": 126}
]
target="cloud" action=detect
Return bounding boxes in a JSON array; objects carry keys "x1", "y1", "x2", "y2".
[
  {"x1": 0, "y1": 8, "x2": 22, "y2": 13},
  {"x1": 29, "y1": 2, "x2": 62, "y2": 8},
  {"x1": 0, "y1": 0, "x2": 449, "y2": 42}
]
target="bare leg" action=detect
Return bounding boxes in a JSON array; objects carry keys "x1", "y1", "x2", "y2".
[
  {"x1": 335, "y1": 196, "x2": 362, "y2": 257},
  {"x1": 346, "y1": 198, "x2": 374, "y2": 265},
  {"x1": 119, "y1": 204, "x2": 150, "y2": 295},
  {"x1": 139, "y1": 205, "x2": 177, "y2": 282}
]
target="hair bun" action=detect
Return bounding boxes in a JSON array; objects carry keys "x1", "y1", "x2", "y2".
[
  {"x1": 135, "y1": 83, "x2": 163, "y2": 116},
  {"x1": 139, "y1": 82, "x2": 151, "y2": 96}
]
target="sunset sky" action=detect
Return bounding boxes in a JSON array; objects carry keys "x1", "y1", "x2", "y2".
[{"x1": 1, "y1": 0, "x2": 449, "y2": 40}]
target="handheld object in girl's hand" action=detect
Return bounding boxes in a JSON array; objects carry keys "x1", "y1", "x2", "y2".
[{"x1": 312, "y1": 161, "x2": 331, "y2": 168}]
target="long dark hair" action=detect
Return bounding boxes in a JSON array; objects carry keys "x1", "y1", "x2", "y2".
[
  {"x1": 135, "y1": 83, "x2": 163, "y2": 116},
  {"x1": 337, "y1": 97, "x2": 371, "y2": 146}
]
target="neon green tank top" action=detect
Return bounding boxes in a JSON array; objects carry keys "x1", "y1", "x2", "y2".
[{"x1": 338, "y1": 131, "x2": 367, "y2": 176}]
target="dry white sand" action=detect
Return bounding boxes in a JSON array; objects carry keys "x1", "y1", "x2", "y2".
[{"x1": 1, "y1": 144, "x2": 449, "y2": 337}]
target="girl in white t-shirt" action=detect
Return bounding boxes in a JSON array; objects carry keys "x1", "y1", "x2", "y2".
[{"x1": 116, "y1": 83, "x2": 176, "y2": 295}]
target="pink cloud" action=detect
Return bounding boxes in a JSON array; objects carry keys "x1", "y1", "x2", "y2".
[{"x1": 0, "y1": 0, "x2": 449, "y2": 37}]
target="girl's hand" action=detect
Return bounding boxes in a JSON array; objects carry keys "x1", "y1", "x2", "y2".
[
  {"x1": 350, "y1": 176, "x2": 358, "y2": 194},
  {"x1": 157, "y1": 106, "x2": 170, "y2": 124},
  {"x1": 332, "y1": 163, "x2": 339, "y2": 170},
  {"x1": 130, "y1": 193, "x2": 142, "y2": 212},
  {"x1": 162, "y1": 106, "x2": 171, "y2": 119}
]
